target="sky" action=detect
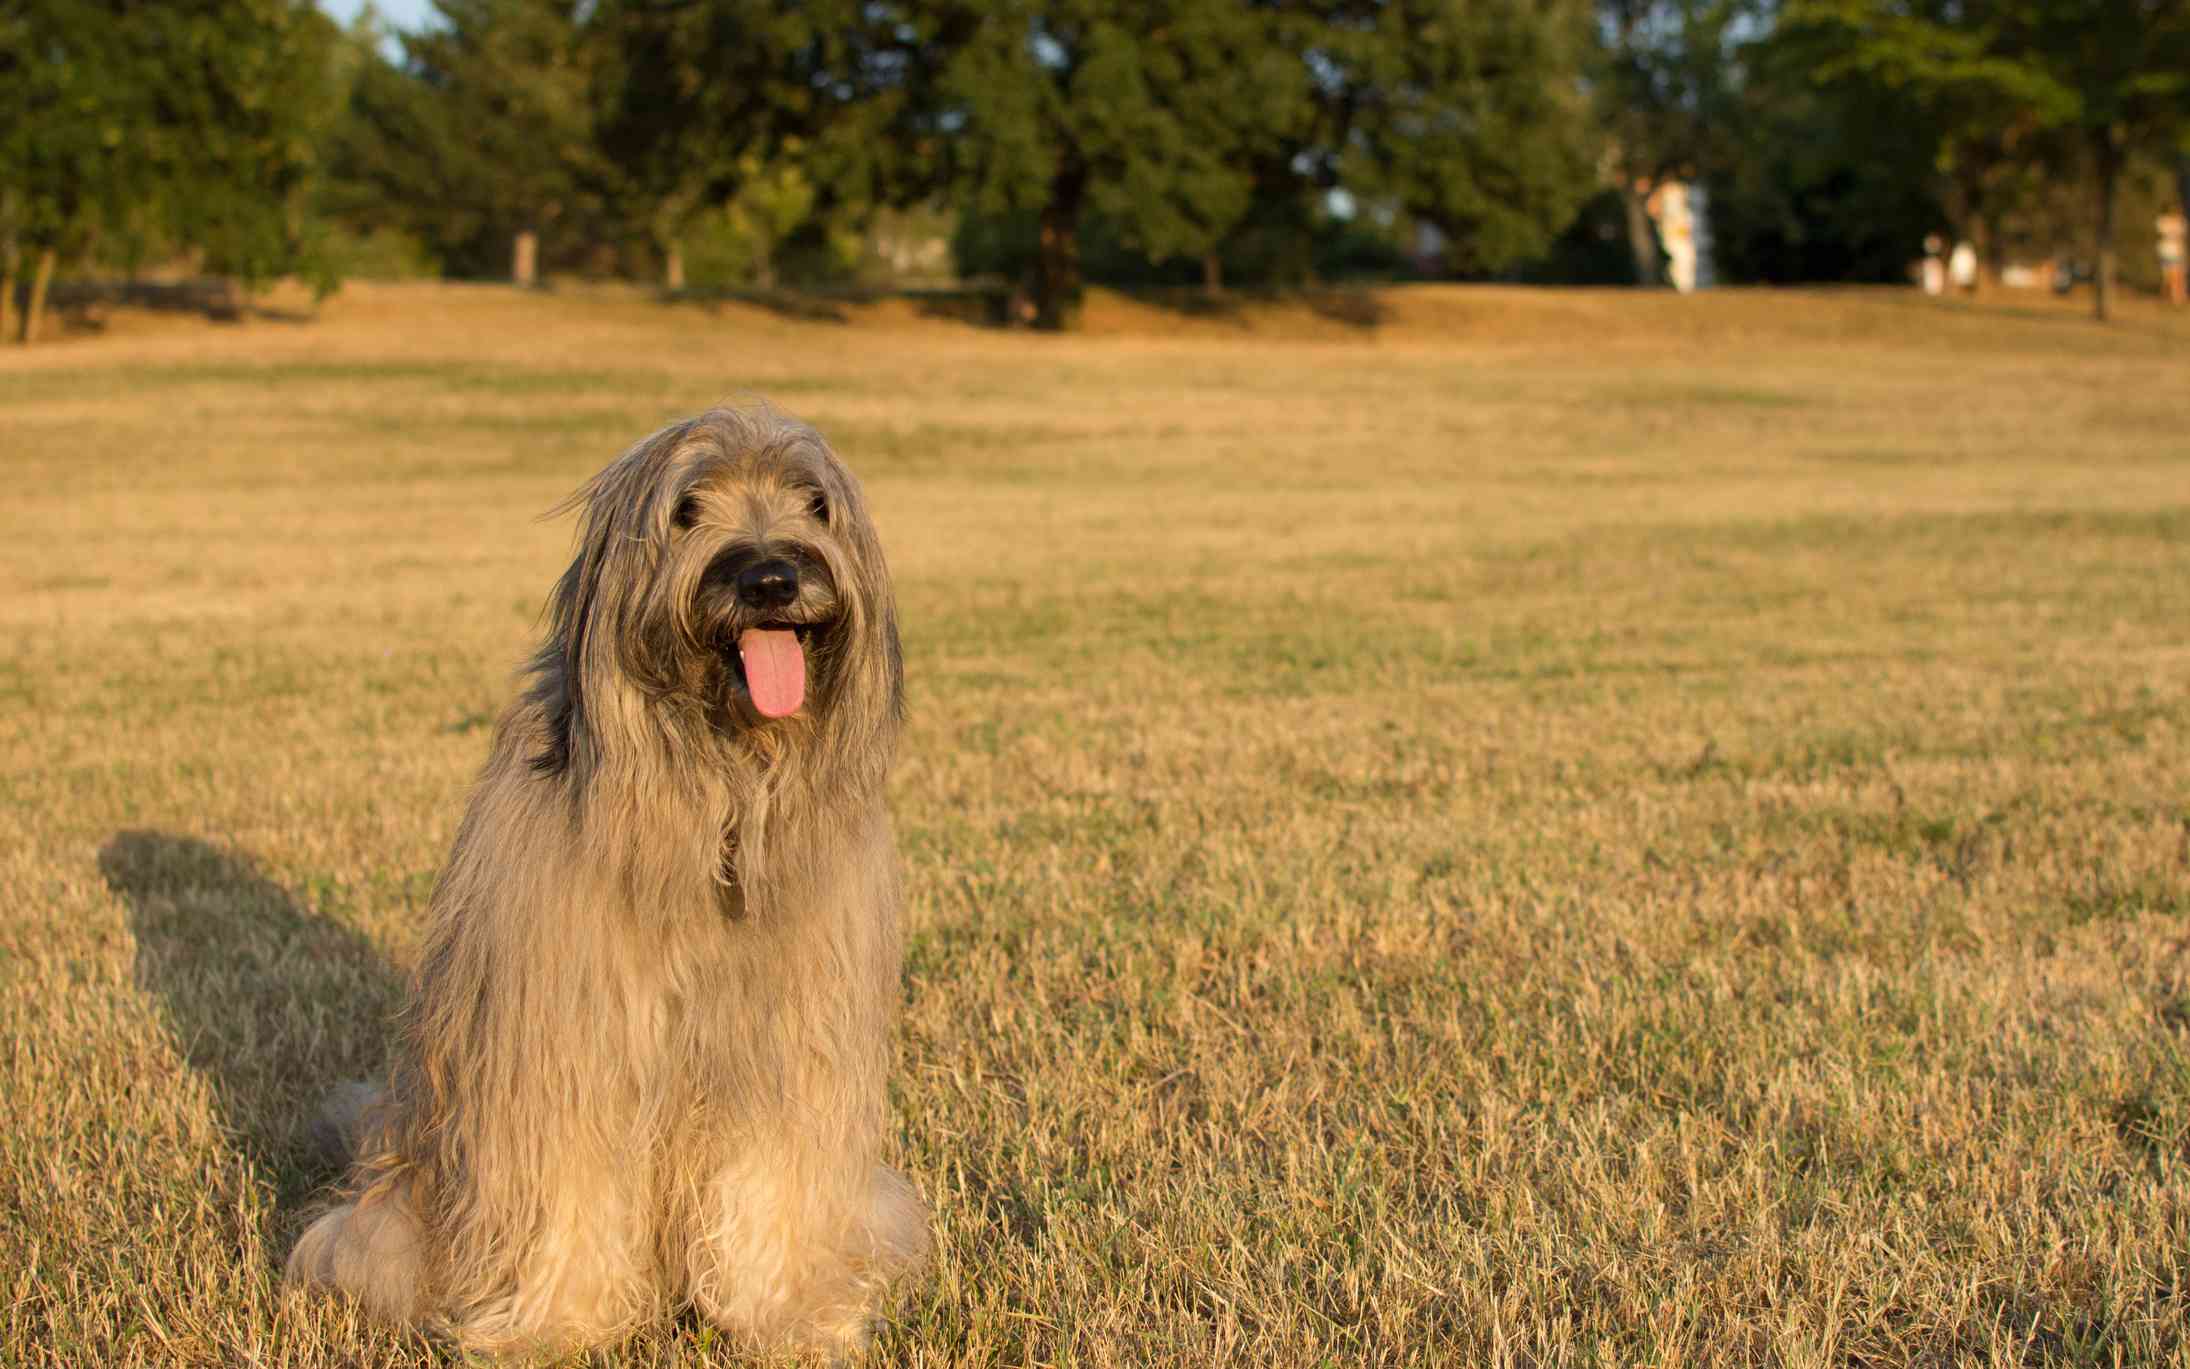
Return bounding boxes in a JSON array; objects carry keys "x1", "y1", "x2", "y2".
[{"x1": 318, "y1": 0, "x2": 439, "y2": 36}]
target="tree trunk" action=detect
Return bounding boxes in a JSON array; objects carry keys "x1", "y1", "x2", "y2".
[
  {"x1": 210, "y1": 276, "x2": 244, "y2": 321},
  {"x1": 23, "y1": 246, "x2": 55, "y2": 345},
  {"x1": 2176, "y1": 155, "x2": 2190, "y2": 309},
  {"x1": 1034, "y1": 163, "x2": 1088, "y2": 331},
  {"x1": 1979, "y1": 213, "x2": 2006, "y2": 292},
  {"x1": 2093, "y1": 129, "x2": 2120, "y2": 323},
  {"x1": 664, "y1": 241, "x2": 685, "y2": 293},
  {"x1": 1202, "y1": 250, "x2": 1223, "y2": 296},
  {"x1": 512, "y1": 229, "x2": 539, "y2": 288},
  {"x1": 0, "y1": 241, "x2": 16, "y2": 344},
  {"x1": 1620, "y1": 182, "x2": 1661, "y2": 288},
  {"x1": 1966, "y1": 218, "x2": 1990, "y2": 297}
]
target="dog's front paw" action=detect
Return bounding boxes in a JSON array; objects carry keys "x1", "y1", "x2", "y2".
[{"x1": 285, "y1": 1190, "x2": 427, "y2": 1324}]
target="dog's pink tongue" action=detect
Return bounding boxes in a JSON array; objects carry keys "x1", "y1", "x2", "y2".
[{"x1": 738, "y1": 627, "x2": 806, "y2": 718}]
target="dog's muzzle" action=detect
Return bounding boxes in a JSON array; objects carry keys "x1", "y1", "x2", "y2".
[{"x1": 700, "y1": 548, "x2": 834, "y2": 720}]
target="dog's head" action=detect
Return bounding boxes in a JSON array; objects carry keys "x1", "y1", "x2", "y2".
[{"x1": 530, "y1": 407, "x2": 902, "y2": 778}]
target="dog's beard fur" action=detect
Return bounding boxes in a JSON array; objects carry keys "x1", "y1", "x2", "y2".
[{"x1": 286, "y1": 408, "x2": 928, "y2": 1356}]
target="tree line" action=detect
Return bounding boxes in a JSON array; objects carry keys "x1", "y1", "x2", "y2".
[{"x1": 3, "y1": 0, "x2": 2187, "y2": 339}]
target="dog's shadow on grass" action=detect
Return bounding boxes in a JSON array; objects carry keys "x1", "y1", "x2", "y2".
[{"x1": 99, "y1": 831, "x2": 404, "y2": 1211}]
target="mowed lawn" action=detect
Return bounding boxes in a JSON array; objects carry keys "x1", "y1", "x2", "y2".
[{"x1": 3, "y1": 282, "x2": 2189, "y2": 1366}]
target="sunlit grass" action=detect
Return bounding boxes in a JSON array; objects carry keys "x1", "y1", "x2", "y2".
[{"x1": 4, "y1": 281, "x2": 2188, "y2": 1365}]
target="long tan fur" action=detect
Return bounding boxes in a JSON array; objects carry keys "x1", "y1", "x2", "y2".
[{"x1": 286, "y1": 408, "x2": 928, "y2": 1356}]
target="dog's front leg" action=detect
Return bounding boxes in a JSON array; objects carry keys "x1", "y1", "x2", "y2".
[
  {"x1": 683, "y1": 816, "x2": 929, "y2": 1353},
  {"x1": 291, "y1": 1081, "x2": 662, "y2": 1357},
  {"x1": 686, "y1": 1142, "x2": 925, "y2": 1355},
  {"x1": 437, "y1": 1147, "x2": 659, "y2": 1356}
]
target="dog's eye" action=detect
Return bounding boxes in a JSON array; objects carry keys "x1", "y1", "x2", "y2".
[
  {"x1": 673, "y1": 495, "x2": 702, "y2": 530},
  {"x1": 806, "y1": 488, "x2": 829, "y2": 523}
]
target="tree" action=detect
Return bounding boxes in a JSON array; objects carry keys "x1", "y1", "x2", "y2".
[
  {"x1": 326, "y1": 0, "x2": 609, "y2": 279},
  {"x1": 1707, "y1": 25, "x2": 1945, "y2": 284},
  {"x1": 887, "y1": 0, "x2": 1593, "y2": 328},
  {"x1": 0, "y1": 0, "x2": 121, "y2": 340},
  {"x1": 0, "y1": 0, "x2": 338, "y2": 342},
  {"x1": 1323, "y1": 0, "x2": 1598, "y2": 277},
  {"x1": 2024, "y1": 0, "x2": 2190, "y2": 320},
  {"x1": 1595, "y1": 0, "x2": 1752, "y2": 286},
  {"x1": 884, "y1": 0, "x2": 1288, "y2": 327},
  {"x1": 164, "y1": 1, "x2": 344, "y2": 291},
  {"x1": 592, "y1": 0, "x2": 876, "y2": 291},
  {"x1": 1790, "y1": 0, "x2": 2190, "y2": 320}
]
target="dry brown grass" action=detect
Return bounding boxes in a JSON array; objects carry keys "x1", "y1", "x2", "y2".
[{"x1": 4, "y1": 281, "x2": 2190, "y2": 1366}]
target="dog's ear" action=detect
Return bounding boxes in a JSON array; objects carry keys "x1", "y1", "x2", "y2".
[{"x1": 530, "y1": 421, "x2": 694, "y2": 774}]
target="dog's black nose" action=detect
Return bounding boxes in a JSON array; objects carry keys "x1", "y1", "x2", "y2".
[{"x1": 735, "y1": 558, "x2": 800, "y2": 611}]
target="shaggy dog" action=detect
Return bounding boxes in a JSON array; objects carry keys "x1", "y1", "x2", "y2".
[{"x1": 286, "y1": 407, "x2": 929, "y2": 1356}]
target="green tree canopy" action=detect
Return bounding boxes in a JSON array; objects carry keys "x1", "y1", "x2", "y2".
[
  {"x1": 1, "y1": 0, "x2": 337, "y2": 335},
  {"x1": 883, "y1": 0, "x2": 1594, "y2": 327},
  {"x1": 592, "y1": 0, "x2": 882, "y2": 288},
  {"x1": 325, "y1": 0, "x2": 609, "y2": 278},
  {"x1": 895, "y1": 0, "x2": 1291, "y2": 325},
  {"x1": 1705, "y1": 21, "x2": 1945, "y2": 284},
  {"x1": 1324, "y1": 0, "x2": 1597, "y2": 275},
  {"x1": 1595, "y1": 0, "x2": 1754, "y2": 285},
  {"x1": 1788, "y1": 0, "x2": 2190, "y2": 318}
]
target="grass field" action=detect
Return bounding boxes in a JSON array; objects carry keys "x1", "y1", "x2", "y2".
[{"x1": 4, "y1": 281, "x2": 2190, "y2": 1366}]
